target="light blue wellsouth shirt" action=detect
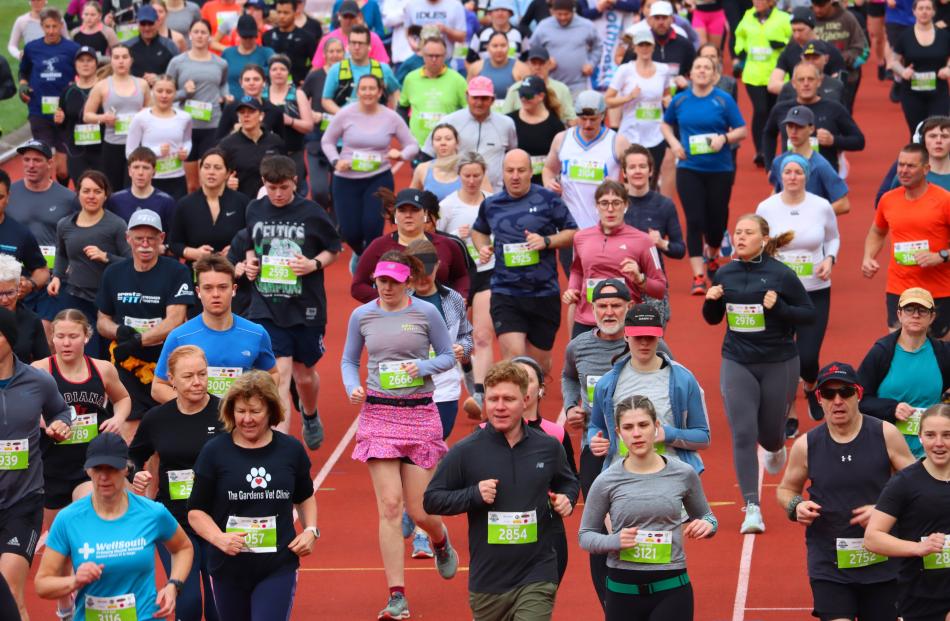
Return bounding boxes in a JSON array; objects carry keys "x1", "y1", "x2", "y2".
[
  {"x1": 877, "y1": 339, "x2": 942, "y2": 458},
  {"x1": 154, "y1": 314, "x2": 277, "y2": 381}
]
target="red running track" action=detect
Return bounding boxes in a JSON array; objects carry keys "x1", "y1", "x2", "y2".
[{"x1": 12, "y1": 71, "x2": 905, "y2": 620}]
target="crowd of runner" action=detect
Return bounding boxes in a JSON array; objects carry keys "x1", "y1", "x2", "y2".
[{"x1": 0, "y1": 0, "x2": 948, "y2": 618}]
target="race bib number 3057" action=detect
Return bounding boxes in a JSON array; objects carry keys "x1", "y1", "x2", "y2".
[{"x1": 226, "y1": 515, "x2": 277, "y2": 553}]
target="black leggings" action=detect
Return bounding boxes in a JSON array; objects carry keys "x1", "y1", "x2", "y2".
[
  {"x1": 676, "y1": 168, "x2": 734, "y2": 257},
  {"x1": 100, "y1": 141, "x2": 129, "y2": 194},
  {"x1": 579, "y1": 446, "x2": 608, "y2": 612},
  {"x1": 795, "y1": 287, "x2": 831, "y2": 384},
  {"x1": 606, "y1": 567, "x2": 694, "y2": 621},
  {"x1": 899, "y1": 83, "x2": 950, "y2": 139},
  {"x1": 648, "y1": 142, "x2": 668, "y2": 189},
  {"x1": 744, "y1": 83, "x2": 776, "y2": 159}
]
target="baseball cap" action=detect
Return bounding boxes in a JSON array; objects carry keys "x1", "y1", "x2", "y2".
[
  {"x1": 526, "y1": 47, "x2": 550, "y2": 62},
  {"x1": 395, "y1": 188, "x2": 425, "y2": 210},
  {"x1": 802, "y1": 39, "x2": 830, "y2": 56},
  {"x1": 649, "y1": 1, "x2": 674, "y2": 16},
  {"x1": 75, "y1": 45, "x2": 97, "y2": 61},
  {"x1": 17, "y1": 139, "x2": 53, "y2": 159},
  {"x1": 518, "y1": 75, "x2": 547, "y2": 99},
  {"x1": 781, "y1": 105, "x2": 815, "y2": 127},
  {"x1": 127, "y1": 208, "x2": 163, "y2": 232},
  {"x1": 84, "y1": 432, "x2": 130, "y2": 470},
  {"x1": 574, "y1": 90, "x2": 606, "y2": 116},
  {"x1": 237, "y1": 14, "x2": 259, "y2": 38},
  {"x1": 339, "y1": 0, "x2": 361, "y2": 17},
  {"x1": 372, "y1": 260, "x2": 411, "y2": 283},
  {"x1": 624, "y1": 304, "x2": 663, "y2": 337},
  {"x1": 815, "y1": 362, "x2": 860, "y2": 388},
  {"x1": 489, "y1": 0, "x2": 516, "y2": 13},
  {"x1": 633, "y1": 29, "x2": 655, "y2": 45},
  {"x1": 591, "y1": 278, "x2": 632, "y2": 302},
  {"x1": 898, "y1": 287, "x2": 935, "y2": 309},
  {"x1": 137, "y1": 4, "x2": 158, "y2": 23},
  {"x1": 467, "y1": 76, "x2": 495, "y2": 98},
  {"x1": 235, "y1": 95, "x2": 263, "y2": 112},
  {"x1": 245, "y1": 0, "x2": 268, "y2": 8},
  {"x1": 790, "y1": 7, "x2": 815, "y2": 27}
]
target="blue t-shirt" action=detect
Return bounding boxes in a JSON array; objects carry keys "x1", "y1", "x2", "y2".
[
  {"x1": 663, "y1": 87, "x2": 745, "y2": 173},
  {"x1": 222, "y1": 45, "x2": 275, "y2": 100},
  {"x1": 769, "y1": 151, "x2": 849, "y2": 204},
  {"x1": 46, "y1": 492, "x2": 179, "y2": 620},
  {"x1": 21, "y1": 37, "x2": 80, "y2": 118},
  {"x1": 154, "y1": 314, "x2": 277, "y2": 382},
  {"x1": 106, "y1": 188, "x2": 177, "y2": 233},
  {"x1": 321, "y1": 58, "x2": 401, "y2": 104},
  {"x1": 472, "y1": 184, "x2": 577, "y2": 297},
  {"x1": 0, "y1": 216, "x2": 47, "y2": 272},
  {"x1": 877, "y1": 339, "x2": 943, "y2": 458}
]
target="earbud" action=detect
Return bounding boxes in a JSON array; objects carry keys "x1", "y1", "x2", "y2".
[
  {"x1": 538, "y1": 386, "x2": 545, "y2": 397},
  {"x1": 423, "y1": 215, "x2": 428, "y2": 222}
]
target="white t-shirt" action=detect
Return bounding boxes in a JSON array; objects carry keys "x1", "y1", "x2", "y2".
[
  {"x1": 610, "y1": 61, "x2": 672, "y2": 148},
  {"x1": 404, "y1": 0, "x2": 467, "y2": 58},
  {"x1": 439, "y1": 189, "x2": 495, "y2": 272}
]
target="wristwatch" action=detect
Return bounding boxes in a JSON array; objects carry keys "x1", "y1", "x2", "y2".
[
  {"x1": 543, "y1": 235, "x2": 551, "y2": 249},
  {"x1": 940, "y1": 250, "x2": 949, "y2": 263},
  {"x1": 313, "y1": 257, "x2": 323, "y2": 271},
  {"x1": 305, "y1": 526, "x2": 320, "y2": 539},
  {"x1": 167, "y1": 579, "x2": 184, "y2": 593}
]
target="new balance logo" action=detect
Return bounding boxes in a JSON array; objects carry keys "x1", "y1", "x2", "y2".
[
  {"x1": 6, "y1": 537, "x2": 18, "y2": 547},
  {"x1": 536, "y1": 462, "x2": 545, "y2": 469}
]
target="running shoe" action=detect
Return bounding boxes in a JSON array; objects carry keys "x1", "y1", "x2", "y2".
[
  {"x1": 349, "y1": 252, "x2": 360, "y2": 275},
  {"x1": 433, "y1": 529, "x2": 459, "y2": 579},
  {"x1": 378, "y1": 593, "x2": 410, "y2": 620},
  {"x1": 411, "y1": 531, "x2": 433, "y2": 559},
  {"x1": 301, "y1": 411, "x2": 325, "y2": 450},
  {"x1": 690, "y1": 275, "x2": 707, "y2": 296},
  {"x1": 753, "y1": 154, "x2": 765, "y2": 168},
  {"x1": 705, "y1": 256, "x2": 719, "y2": 281},
  {"x1": 55, "y1": 607, "x2": 74, "y2": 621},
  {"x1": 401, "y1": 511, "x2": 415, "y2": 539},
  {"x1": 805, "y1": 388, "x2": 824, "y2": 421},
  {"x1": 463, "y1": 396, "x2": 482, "y2": 421},
  {"x1": 785, "y1": 417, "x2": 799, "y2": 439},
  {"x1": 720, "y1": 230, "x2": 733, "y2": 258},
  {"x1": 740, "y1": 502, "x2": 765, "y2": 534},
  {"x1": 764, "y1": 445, "x2": 787, "y2": 475},
  {"x1": 889, "y1": 81, "x2": 900, "y2": 103},
  {"x1": 877, "y1": 63, "x2": 886, "y2": 81}
]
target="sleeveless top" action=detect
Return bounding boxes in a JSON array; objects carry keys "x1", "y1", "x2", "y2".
[
  {"x1": 264, "y1": 83, "x2": 304, "y2": 152},
  {"x1": 424, "y1": 166, "x2": 462, "y2": 202},
  {"x1": 480, "y1": 58, "x2": 517, "y2": 101},
  {"x1": 104, "y1": 76, "x2": 145, "y2": 145},
  {"x1": 557, "y1": 126, "x2": 620, "y2": 229},
  {"x1": 41, "y1": 356, "x2": 111, "y2": 479},
  {"x1": 805, "y1": 415, "x2": 899, "y2": 584},
  {"x1": 73, "y1": 30, "x2": 110, "y2": 56}
]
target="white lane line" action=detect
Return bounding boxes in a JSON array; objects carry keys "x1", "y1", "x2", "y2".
[
  {"x1": 294, "y1": 416, "x2": 359, "y2": 524},
  {"x1": 732, "y1": 447, "x2": 766, "y2": 621}
]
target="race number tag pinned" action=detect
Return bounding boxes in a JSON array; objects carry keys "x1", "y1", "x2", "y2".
[
  {"x1": 114, "y1": 114, "x2": 134, "y2": 136},
  {"x1": 779, "y1": 252, "x2": 814, "y2": 277},
  {"x1": 894, "y1": 240, "x2": 929, "y2": 266},
  {"x1": 85, "y1": 593, "x2": 136, "y2": 621},
  {"x1": 836, "y1": 538, "x2": 887, "y2": 569},
  {"x1": 185, "y1": 100, "x2": 213, "y2": 121},
  {"x1": 688, "y1": 133, "x2": 717, "y2": 155},
  {"x1": 487, "y1": 510, "x2": 537, "y2": 544},
  {"x1": 39, "y1": 245, "x2": 56, "y2": 269},
  {"x1": 123, "y1": 317, "x2": 160, "y2": 334},
  {"x1": 530, "y1": 155, "x2": 545, "y2": 176},
  {"x1": 207, "y1": 367, "x2": 243, "y2": 397},
  {"x1": 41, "y1": 96, "x2": 59, "y2": 115},
  {"x1": 586, "y1": 278, "x2": 605, "y2": 303},
  {"x1": 566, "y1": 159, "x2": 606, "y2": 184},
  {"x1": 895, "y1": 408, "x2": 924, "y2": 436},
  {"x1": 619, "y1": 530, "x2": 672, "y2": 564},
  {"x1": 379, "y1": 361, "x2": 424, "y2": 389},
  {"x1": 226, "y1": 515, "x2": 277, "y2": 553},
  {"x1": 502, "y1": 243, "x2": 539, "y2": 267},
  {"x1": 911, "y1": 72, "x2": 937, "y2": 91},
  {"x1": 634, "y1": 102, "x2": 662, "y2": 121},
  {"x1": 74, "y1": 124, "x2": 102, "y2": 146},
  {"x1": 156, "y1": 157, "x2": 182, "y2": 175},
  {"x1": 0, "y1": 439, "x2": 27, "y2": 470},
  {"x1": 260, "y1": 256, "x2": 298, "y2": 286},
  {"x1": 167, "y1": 469, "x2": 195, "y2": 500},
  {"x1": 59, "y1": 411, "x2": 98, "y2": 446},
  {"x1": 351, "y1": 152, "x2": 382, "y2": 172},
  {"x1": 922, "y1": 535, "x2": 950, "y2": 570},
  {"x1": 726, "y1": 303, "x2": 765, "y2": 332},
  {"x1": 586, "y1": 375, "x2": 602, "y2": 403}
]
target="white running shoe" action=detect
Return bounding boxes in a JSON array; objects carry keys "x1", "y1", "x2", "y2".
[
  {"x1": 764, "y1": 446, "x2": 787, "y2": 475},
  {"x1": 740, "y1": 502, "x2": 765, "y2": 534}
]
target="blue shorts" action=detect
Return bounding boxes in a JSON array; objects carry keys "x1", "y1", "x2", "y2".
[
  {"x1": 25, "y1": 289, "x2": 68, "y2": 321},
  {"x1": 258, "y1": 319, "x2": 325, "y2": 366}
]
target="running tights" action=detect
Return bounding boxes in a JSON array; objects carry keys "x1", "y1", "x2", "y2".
[
  {"x1": 744, "y1": 84, "x2": 776, "y2": 160},
  {"x1": 675, "y1": 168, "x2": 734, "y2": 257},
  {"x1": 332, "y1": 170, "x2": 394, "y2": 255},
  {"x1": 436, "y1": 400, "x2": 458, "y2": 440},
  {"x1": 211, "y1": 570, "x2": 297, "y2": 621},
  {"x1": 157, "y1": 531, "x2": 218, "y2": 621},
  {"x1": 605, "y1": 567, "x2": 694, "y2": 621},
  {"x1": 100, "y1": 141, "x2": 129, "y2": 195},
  {"x1": 899, "y1": 85, "x2": 950, "y2": 140},
  {"x1": 796, "y1": 288, "x2": 830, "y2": 384},
  {"x1": 720, "y1": 356, "x2": 799, "y2": 504}
]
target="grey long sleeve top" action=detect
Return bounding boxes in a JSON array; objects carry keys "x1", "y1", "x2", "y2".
[{"x1": 54, "y1": 210, "x2": 132, "y2": 302}]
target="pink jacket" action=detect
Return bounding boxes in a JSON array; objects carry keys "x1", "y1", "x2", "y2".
[{"x1": 312, "y1": 28, "x2": 390, "y2": 68}]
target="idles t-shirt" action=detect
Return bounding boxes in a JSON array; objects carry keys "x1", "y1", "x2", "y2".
[{"x1": 46, "y1": 492, "x2": 179, "y2": 621}]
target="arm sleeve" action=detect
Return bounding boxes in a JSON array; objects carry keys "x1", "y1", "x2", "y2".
[
  {"x1": 320, "y1": 108, "x2": 344, "y2": 162},
  {"x1": 577, "y1": 475, "x2": 622, "y2": 553},
  {"x1": 822, "y1": 201, "x2": 841, "y2": 259},
  {"x1": 831, "y1": 107, "x2": 865, "y2": 152},
  {"x1": 761, "y1": 105, "x2": 781, "y2": 167},
  {"x1": 167, "y1": 197, "x2": 190, "y2": 258},
  {"x1": 186, "y1": 444, "x2": 217, "y2": 513},
  {"x1": 586, "y1": 24, "x2": 603, "y2": 67},
  {"x1": 46, "y1": 510, "x2": 73, "y2": 556},
  {"x1": 125, "y1": 113, "x2": 144, "y2": 159},
  {"x1": 394, "y1": 113, "x2": 419, "y2": 161},
  {"x1": 9, "y1": 18, "x2": 25, "y2": 61},
  {"x1": 587, "y1": 376, "x2": 610, "y2": 446},
  {"x1": 857, "y1": 345, "x2": 900, "y2": 422},
  {"x1": 682, "y1": 469, "x2": 717, "y2": 534},
  {"x1": 769, "y1": 268, "x2": 815, "y2": 325},
  {"x1": 664, "y1": 373, "x2": 711, "y2": 451},
  {"x1": 53, "y1": 220, "x2": 69, "y2": 280},
  {"x1": 253, "y1": 330, "x2": 277, "y2": 371},
  {"x1": 445, "y1": 240, "x2": 470, "y2": 300},
  {"x1": 639, "y1": 246, "x2": 667, "y2": 299},
  {"x1": 292, "y1": 441, "x2": 314, "y2": 503},
  {"x1": 350, "y1": 241, "x2": 383, "y2": 302},
  {"x1": 701, "y1": 296, "x2": 726, "y2": 325},
  {"x1": 155, "y1": 505, "x2": 180, "y2": 542},
  {"x1": 873, "y1": 472, "x2": 907, "y2": 516},
  {"x1": 154, "y1": 341, "x2": 172, "y2": 381},
  {"x1": 340, "y1": 306, "x2": 366, "y2": 395},
  {"x1": 561, "y1": 342, "x2": 582, "y2": 411},
  {"x1": 423, "y1": 444, "x2": 484, "y2": 515},
  {"x1": 32, "y1": 321, "x2": 51, "y2": 361},
  {"x1": 416, "y1": 304, "x2": 456, "y2": 377},
  {"x1": 661, "y1": 199, "x2": 686, "y2": 259}
]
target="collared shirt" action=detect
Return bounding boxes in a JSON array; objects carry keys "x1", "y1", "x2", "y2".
[
  {"x1": 423, "y1": 108, "x2": 518, "y2": 189},
  {"x1": 398, "y1": 65, "x2": 469, "y2": 145}
]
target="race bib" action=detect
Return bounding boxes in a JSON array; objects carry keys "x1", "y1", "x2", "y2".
[
  {"x1": 491, "y1": 99, "x2": 505, "y2": 114},
  {"x1": 167, "y1": 469, "x2": 195, "y2": 501},
  {"x1": 260, "y1": 255, "x2": 298, "y2": 286},
  {"x1": 84, "y1": 593, "x2": 136, "y2": 621},
  {"x1": 586, "y1": 374, "x2": 602, "y2": 403},
  {"x1": 0, "y1": 439, "x2": 27, "y2": 470},
  {"x1": 586, "y1": 278, "x2": 605, "y2": 303},
  {"x1": 207, "y1": 367, "x2": 243, "y2": 397},
  {"x1": 619, "y1": 530, "x2": 672, "y2": 564},
  {"x1": 779, "y1": 252, "x2": 814, "y2": 277},
  {"x1": 115, "y1": 23, "x2": 139, "y2": 42},
  {"x1": 922, "y1": 535, "x2": 950, "y2": 570},
  {"x1": 226, "y1": 515, "x2": 277, "y2": 553},
  {"x1": 634, "y1": 102, "x2": 662, "y2": 121},
  {"x1": 726, "y1": 303, "x2": 765, "y2": 332},
  {"x1": 155, "y1": 157, "x2": 182, "y2": 175},
  {"x1": 786, "y1": 137, "x2": 819, "y2": 151},
  {"x1": 319, "y1": 113, "x2": 333, "y2": 131},
  {"x1": 466, "y1": 241, "x2": 479, "y2": 263},
  {"x1": 566, "y1": 159, "x2": 605, "y2": 184},
  {"x1": 41, "y1": 96, "x2": 59, "y2": 115},
  {"x1": 74, "y1": 124, "x2": 102, "y2": 146},
  {"x1": 502, "y1": 243, "x2": 539, "y2": 267},
  {"x1": 749, "y1": 46, "x2": 771, "y2": 62},
  {"x1": 896, "y1": 408, "x2": 925, "y2": 436},
  {"x1": 688, "y1": 133, "x2": 717, "y2": 155},
  {"x1": 123, "y1": 317, "x2": 160, "y2": 334},
  {"x1": 351, "y1": 151, "x2": 382, "y2": 173},
  {"x1": 530, "y1": 155, "x2": 545, "y2": 176},
  {"x1": 487, "y1": 510, "x2": 537, "y2": 544},
  {"x1": 59, "y1": 412, "x2": 98, "y2": 446},
  {"x1": 836, "y1": 538, "x2": 887, "y2": 569},
  {"x1": 379, "y1": 360, "x2": 424, "y2": 390},
  {"x1": 216, "y1": 10, "x2": 240, "y2": 33},
  {"x1": 417, "y1": 111, "x2": 443, "y2": 135},
  {"x1": 114, "y1": 114, "x2": 134, "y2": 136},
  {"x1": 453, "y1": 45, "x2": 469, "y2": 59},
  {"x1": 911, "y1": 72, "x2": 937, "y2": 91},
  {"x1": 894, "y1": 240, "x2": 929, "y2": 266},
  {"x1": 184, "y1": 99, "x2": 212, "y2": 121},
  {"x1": 39, "y1": 245, "x2": 56, "y2": 269}
]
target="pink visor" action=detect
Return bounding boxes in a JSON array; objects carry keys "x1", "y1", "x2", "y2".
[
  {"x1": 372, "y1": 261, "x2": 411, "y2": 283},
  {"x1": 624, "y1": 325, "x2": 663, "y2": 337}
]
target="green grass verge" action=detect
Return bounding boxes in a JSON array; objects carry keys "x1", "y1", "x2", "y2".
[{"x1": 0, "y1": 0, "x2": 70, "y2": 139}]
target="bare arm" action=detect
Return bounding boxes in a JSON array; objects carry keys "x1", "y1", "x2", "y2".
[
  {"x1": 150, "y1": 377, "x2": 176, "y2": 404},
  {"x1": 34, "y1": 548, "x2": 81, "y2": 600},
  {"x1": 141, "y1": 305, "x2": 188, "y2": 348},
  {"x1": 767, "y1": 68, "x2": 787, "y2": 95},
  {"x1": 98, "y1": 360, "x2": 132, "y2": 425},
  {"x1": 776, "y1": 435, "x2": 809, "y2": 511},
  {"x1": 831, "y1": 196, "x2": 850, "y2": 215},
  {"x1": 97, "y1": 311, "x2": 120, "y2": 341},
  {"x1": 321, "y1": 98, "x2": 342, "y2": 115},
  {"x1": 883, "y1": 422, "x2": 916, "y2": 471}
]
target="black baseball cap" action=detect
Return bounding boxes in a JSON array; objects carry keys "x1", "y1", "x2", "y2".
[
  {"x1": 237, "y1": 14, "x2": 258, "y2": 38},
  {"x1": 395, "y1": 188, "x2": 425, "y2": 210},
  {"x1": 75, "y1": 45, "x2": 97, "y2": 61},
  {"x1": 790, "y1": 7, "x2": 815, "y2": 27},
  {"x1": 235, "y1": 95, "x2": 263, "y2": 112},
  {"x1": 526, "y1": 47, "x2": 550, "y2": 62},
  {"x1": 83, "y1": 432, "x2": 130, "y2": 470},
  {"x1": 624, "y1": 304, "x2": 663, "y2": 337},
  {"x1": 815, "y1": 362, "x2": 860, "y2": 388},
  {"x1": 17, "y1": 139, "x2": 53, "y2": 159},
  {"x1": 518, "y1": 75, "x2": 547, "y2": 99},
  {"x1": 591, "y1": 278, "x2": 631, "y2": 302},
  {"x1": 339, "y1": 0, "x2": 361, "y2": 16},
  {"x1": 802, "y1": 39, "x2": 830, "y2": 56}
]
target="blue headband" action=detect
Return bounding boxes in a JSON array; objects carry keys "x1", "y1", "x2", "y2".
[{"x1": 781, "y1": 153, "x2": 810, "y2": 181}]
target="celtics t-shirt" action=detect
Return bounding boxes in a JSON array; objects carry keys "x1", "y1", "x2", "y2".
[
  {"x1": 245, "y1": 196, "x2": 343, "y2": 329},
  {"x1": 46, "y1": 492, "x2": 179, "y2": 621}
]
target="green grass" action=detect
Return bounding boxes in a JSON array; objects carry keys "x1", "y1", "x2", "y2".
[{"x1": 0, "y1": 0, "x2": 70, "y2": 138}]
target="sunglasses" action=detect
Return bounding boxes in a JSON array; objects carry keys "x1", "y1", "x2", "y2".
[{"x1": 818, "y1": 385, "x2": 858, "y2": 400}]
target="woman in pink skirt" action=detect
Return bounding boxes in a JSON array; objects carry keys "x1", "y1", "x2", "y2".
[{"x1": 340, "y1": 249, "x2": 460, "y2": 620}]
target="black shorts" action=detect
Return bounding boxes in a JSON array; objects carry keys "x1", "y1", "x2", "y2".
[
  {"x1": 468, "y1": 269, "x2": 493, "y2": 302},
  {"x1": 885, "y1": 292, "x2": 950, "y2": 338},
  {"x1": 28, "y1": 116, "x2": 66, "y2": 153},
  {"x1": 188, "y1": 128, "x2": 217, "y2": 162},
  {"x1": 43, "y1": 474, "x2": 89, "y2": 510},
  {"x1": 868, "y1": 2, "x2": 886, "y2": 17},
  {"x1": 810, "y1": 579, "x2": 899, "y2": 621},
  {"x1": 490, "y1": 293, "x2": 561, "y2": 350},
  {"x1": 885, "y1": 22, "x2": 910, "y2": 48},
  {"x1": 259, "y1": 319, "x2": 325, "y2": 366},
  {"x1": 0, "y1": 493, "x2": 43, "y2": 565}
]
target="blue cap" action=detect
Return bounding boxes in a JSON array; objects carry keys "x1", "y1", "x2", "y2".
[{"x1": 137, "y1": 4, "x2": 158, "y2": 23}]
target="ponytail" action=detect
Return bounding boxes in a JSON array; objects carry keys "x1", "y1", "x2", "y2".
[{"x1": 736, "y1": 214, "x2": 795, "y2": 258}]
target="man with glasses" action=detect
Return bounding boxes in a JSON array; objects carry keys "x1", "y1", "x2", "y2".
[
  {"x1": 398, "y1": 36, "x2": 468, "y2": 145},
  {"x1": 312, "y1": 0, "x2": 391, "y2": 68},
  {"x1": 863, "y1": 143, "x2": 950, "y2": 339},
  {"x1": 126, "y1": 4, "x2": 178, "y2": 87},
  {"x1": 777, "y1": 361, "x2": 913, "y2": 621},
  {"x1": 0, "y1": 254, "x2": 50, "y2": 365},
  {"x1": 96, "y1": 209, "x2": 194, "y2": 438},
  {"x1": 321, "y1": 24, "x2": 401, "y2": 114}
]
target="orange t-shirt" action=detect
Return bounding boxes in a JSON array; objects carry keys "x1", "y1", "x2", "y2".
[
  {"x1": 200, "y1": 1, "x2": 242, "y2": 38},
  {"x1": 874, "y1": 183, "x2": 950, "y2": 297}
]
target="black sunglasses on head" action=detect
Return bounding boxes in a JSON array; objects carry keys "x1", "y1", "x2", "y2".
[{"x1": 818, "y1": 385, "x2": 858, "y2": 400}]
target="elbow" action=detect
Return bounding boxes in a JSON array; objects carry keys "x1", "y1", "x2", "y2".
[{"x1": 862, "y1": 531, "x2": 884, "y2": 555}]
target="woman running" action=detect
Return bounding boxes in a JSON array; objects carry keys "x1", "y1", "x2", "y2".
[
  {"x1": 865, "y1": 404, "x2": 950, "y2": 621},
  {"x1": 702, "y1": 213, "x2": 814, "y2": 534},
  {"x1": 55, "y1": 44, "x2": 102, "y2": 186},
  {"x1": 467, "y1": 32, "x2": 528, "y2": 102},
  {"x1": 153, "y1": 0, "x2": 188, "y2": 52},
  {"x1": 410, "y1": 124, "x2": 464, "y2": 201},
  {"x1": 130, "y1": 345, "x2": 223, "y2": 621},
  {"x1": 70, "y1": 1, "x2": 118, "y2": 58},
  {"x1": 265, "y1": 54, "x2": 314, "y2": 192},
  {"x1": 301, "y1": 37, "x2": 344, "y2": 208},
  {"x1": 341, "y1": 251, "x2": 459, "y2": 620},
  {"x1": 580, "y1": 395, "x2": 717, "y2": 621},
  {"x1": 756, "y1": 154, "x2": 839, "y2": 437},
  {"x1": 690, "y1": 0, "x2": 728, "y2": 49},
  {"x1": 890, "y1": 0, "x2": 950, "y2": 136},
  {"x1": 507, "y1": 77, "x2": 565, "y2": 186}
]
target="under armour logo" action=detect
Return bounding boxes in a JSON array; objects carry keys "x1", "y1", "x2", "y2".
[
  {"x1": 78, "y1": 542, "x2": 94, "y2": 560},
  {"x1": 529, "y1": 207, "x2": 538, "y2": 213},
  {"x1": 841, "y1": 454, "x2": 852, "y2": 462}
]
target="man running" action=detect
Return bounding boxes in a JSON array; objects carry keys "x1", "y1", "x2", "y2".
[{"x1": 106, "y1": 146, "x2": 177, "y2": 232}]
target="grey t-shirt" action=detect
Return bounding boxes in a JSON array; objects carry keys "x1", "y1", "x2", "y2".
[
  {"x1": 578, "y1": 457, "x2": 714, "y2": 571},
  {"x1": 166, "y1": 53, "x2": 230, "y2": 130},
  {"x1": 614, "y1": 361, "x2": 676, "y2": 462},
  {"x1": 561, "y1": 330, "x2": 627, "y2": 446},
  {"x1": 54, "y1": 210, "x2": 131, "y2": 302},
  {"x1": 8, "y1": 181, "x2": 77, "y2": 249},
  {"x1": 165, "y1": 1, "x2": 201, "y2": 36}
]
